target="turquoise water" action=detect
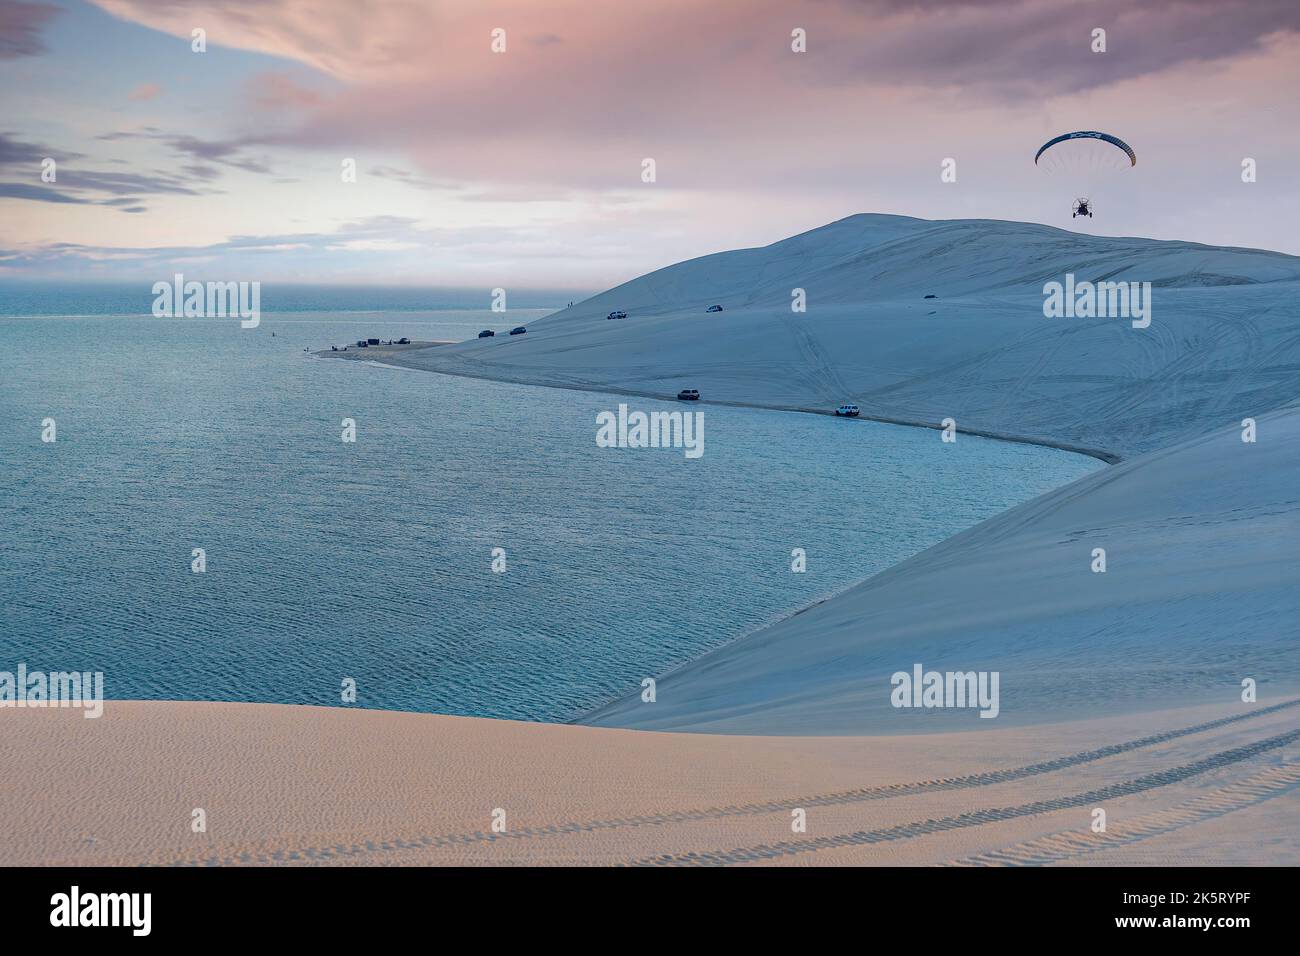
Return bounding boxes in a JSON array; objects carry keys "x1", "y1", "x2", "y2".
[{"x1": 0, "y1": 305, "x2": 1103, "y2": 721}]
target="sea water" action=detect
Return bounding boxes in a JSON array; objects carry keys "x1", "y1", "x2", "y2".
[{"x1": 0, "y1": 289, "x2": 1102, "y2": 720}]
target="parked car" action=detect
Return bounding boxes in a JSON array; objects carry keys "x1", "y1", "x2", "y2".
[
  {"x1": 397, "y1": 337, "x2": 410, "y2": 344},
  {"x1": 706, "y1": 304, "x2": 723, "y2": 313},
  {"x1": 367, "y1": 338, "x2": 380, "y2": 346},
  {"x1": 356, "y1": 340, "x2": 368, "y2": 348},
  {"x1": 835, "y1": 404, "x2": 860, "y2": 417},
  {"x1": 677, "y1": 388, "x2": 700, "y2": 401},
  {"x1": 924, "y1": 294, "x2": 937, "y2": 299},
  {"x1": 478, "y1": 329, "x2": 495, "y2": 338},
  {"x1": 509, "y1": 326, "x2": 526, "y2": 335},
  {"x1": 606, "y1": 310, "x2": 628, "y2": 320}
]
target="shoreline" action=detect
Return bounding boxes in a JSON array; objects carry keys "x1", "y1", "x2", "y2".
[
  {"x1": 312, "y1": 339, "x2": 457, "y2": 360},
  {"x1": 319, "y1": 344, "x2": 1124, "y2": 464}
]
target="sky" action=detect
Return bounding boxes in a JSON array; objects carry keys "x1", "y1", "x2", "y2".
[{"x1": 1, "y1": 0, "x2": 1298, "y2": 288}]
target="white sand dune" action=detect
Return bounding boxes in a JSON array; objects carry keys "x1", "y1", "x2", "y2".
[{"x1": 388, "y1": 214, "x2": 1300, "y2": 459}]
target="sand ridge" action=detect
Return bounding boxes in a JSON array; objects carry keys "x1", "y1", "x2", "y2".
[{"x1": 1, "y1": 697, "x2": 1295, "y2": 866}]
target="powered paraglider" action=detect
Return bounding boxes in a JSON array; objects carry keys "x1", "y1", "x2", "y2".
[{"x1": 1036, "y1": 131, "x2": 1134, "y2": 219}]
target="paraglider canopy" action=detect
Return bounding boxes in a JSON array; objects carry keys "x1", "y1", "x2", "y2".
[
  {"x1": 1036, "y1": 131, "x2": 1135, "y2": 219},
  {"x1": 1035, "y1": 131, "x2": 1136, "y2": 167}
]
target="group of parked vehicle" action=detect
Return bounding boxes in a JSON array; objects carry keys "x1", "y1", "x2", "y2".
[
  {"x1": 330, "y1": 337, "x2": 411, "y2": 352},
  {"x1": 477, "y1": 326, "x2": 527, "y2": 338}
]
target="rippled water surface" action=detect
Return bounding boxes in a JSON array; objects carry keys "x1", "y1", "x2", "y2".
[{"x1": 0, "y1": 308, "x2": 1103, "y2": 720}]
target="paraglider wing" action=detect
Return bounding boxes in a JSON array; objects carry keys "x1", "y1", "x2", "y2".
[{"x1": 1035, "y1": 131, "x2": 1136, "y2": 166}]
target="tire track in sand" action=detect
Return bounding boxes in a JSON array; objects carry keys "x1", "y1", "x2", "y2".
[
  {"x1": 623, "y1": 728, "x2": 1300, "y2": 866},
  {"x1": 774, "y1": 310, "x2": 855, "y2": 404},
  {"x1": 942, "y1": 761, "x2": 1300, "y2": 866},
  {"x1": 165, "y1": 700, "x2": 1298, "y2": 866}
]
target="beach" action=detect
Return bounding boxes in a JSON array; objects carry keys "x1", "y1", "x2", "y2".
[{"x1": 315, "y1": 339, "x2": 456, "y2": 361}]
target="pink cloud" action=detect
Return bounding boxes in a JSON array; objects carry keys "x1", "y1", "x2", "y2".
[
  {"x1": 129, "y1": 82, "x2": 162, "y2": 100},
  {"x1": 89, "y1": 1, "x2": 1300, "y2": 188},
  {"x1": 247, "y1": 71, "x2": 324, "y2": 111}
]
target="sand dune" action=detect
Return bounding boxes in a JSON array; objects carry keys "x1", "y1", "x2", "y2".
[
  {"x1": 387, "y1": 214, "x2": 1300, "y2": 458},
  {"x1": 1, "y1": 698, "x2": 1296, "y2": 866}
]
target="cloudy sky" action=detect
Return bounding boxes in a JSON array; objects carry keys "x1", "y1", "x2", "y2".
[{"x1": 2, "y1": 0, "x2": 1298, "y2": 287}]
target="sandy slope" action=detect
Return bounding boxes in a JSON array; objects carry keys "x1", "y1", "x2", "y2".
[{"x1": 1, "y1": 698, "x2": 1296, "y2": 866}]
